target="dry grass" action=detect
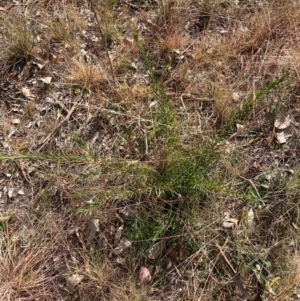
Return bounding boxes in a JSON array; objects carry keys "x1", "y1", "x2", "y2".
[
  {"x1": 66, "y1": 58, "x2": 107, "y2": 93},
  {"x1": 275, "y1": 254, "x2": 300, "y2": 301},
  {"x1": 0, "y1": 9, "x2": 35, "y2": 65},
  {"x1": 0, "y1": 246, "x2": 56, "y2": 300},
  {"x1": 1, "y1": 0, "x2": 300, "y2": 300},
  {"x1": 0, "y1": 213, "x2": 66, "y2": 300}
]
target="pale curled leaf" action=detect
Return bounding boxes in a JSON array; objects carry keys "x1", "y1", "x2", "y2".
[
  {"x1": 236, "y1": 123, "x2": 245, "y2": 135},
  {"x1": 114, "y1": 237, "x2": 131, "y2": 254},
  {"x1": 139, "y1": 266, "x2": 152, "y2": 285},
  {"x1": 40, "y1": 76, "x2": 52, "y2": 84},
  {"x1": 17, "y1": 189, "x2": 24, "y2": 195},
  {"x1": 276, "y1": 132, "x2": 291, "y2": 144},
  {"x1": 149, "y1": 100, "x2": 157, "y2": 108},
  {"x1": 223, "y1": 212, "x2": 230, "y2": 219},
  {"x1": 8, "y1": 189, "x2": 13, "y2": 199},
  {"x1": 232, "y1": 92, "x2": 243, "y2": 101},
  {"x1": 21, "y1": 87, "x2": 31, "y2": 97},
  {"x1": 236, "y1": 123, "x2": 245, "y2": 130},
  {"x1": 247, "y1": 208, "x2": 254, "y2": 225},
  {"x1": 66, "y1": 274, "x2": 84, "y2": 290},
  {"x1": 223, "y1": 218, "x2": 238, "y2": 229},
  {"x1": 12, "y1": 118, "x2": 20, "y2": 125},
  {"x1": 114, "y1": 225, "x2": 124, "y2": 245},
  {"x1": 274, "y1": 115, "x2": 291, "y2": 129},
  {"x1": 33, "y1": 61, "x2": 44, "y2": 69}
]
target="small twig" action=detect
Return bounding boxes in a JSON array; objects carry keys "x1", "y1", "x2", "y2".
[
  {"x1": 180, "y1": 94, "x2": 187, "y2": 112},
  {"x1": 38, "y1": 101, "x2": 78, "y2": 151},
  {"x1": 53, "y1": 98, "x2": 71, "y2": 115},
  {"x1": 215, "y1": 238, "x2": 236, "y2": 273},
  {"x1": 216, "y1": 239, "x2": 252, "y2": 299},
  {"x1": 240, "y1": 176, "x2": 265, "y2": 205},
  {"x1": 89, "y1": 0, "x2": 117, "y2": 85},
  {"x1": 267, "y1": 127, "x2": 275, "y2": 148},
  {"x1": 45, "y1": 97, "x2": 70, "y2": 114},
  {"x1": 17, "y1": 161, "x2": 33, "y2": 185}
]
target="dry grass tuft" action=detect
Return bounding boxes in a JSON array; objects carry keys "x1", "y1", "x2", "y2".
[
  {"x1": 275, "y1": 255, "x2": 300, "y2": 300},
  {"x1": 160, "y1": 26, "x2": 188, "y2": 55},
  {"x1": 66, "y1": 58, "x2": 107, "y2": 92},
  {"x1": 0, "y1": 9, "x2": 35, "y2": 65},
  {"x1": 0, "y1": 213, "x2": 67, "y2": 300},
  {"x1": 0, "y1": 246, "x2": 57, "y2": 300},
  {"x1": 75, "y1": 257, "x2": 151, "y2": 301}
]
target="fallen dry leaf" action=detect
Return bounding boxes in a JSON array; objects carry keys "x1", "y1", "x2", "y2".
[
  {"x1": 114, "y1": 237, "x2": 132, "y2": 254},
  {"x1": 276, "y1": 132, "x2": 291, "y2": 144},
  {"x1": 223, "y1": 212, "x2": 238, "y2": 228},
  {"x1": 223, "y1": 218, "x2": 238, "y2": 228},
  {"x1": 114, "y1": 225, "x2": 124, "y2": 245},
  {"x1": 66, "y1": 274, "x2": 84, "y2": 290},
  {"x1": 40, "y1": 77, "x2": 52, "y2": 84},
  {"x1": 8, "y1": 189, "x2": 13, "y2": 199},
  {"x1": 236, "y1": 123, "x2": 245, "y2": 135},
  {"x1": 33, "y1": 61, "x2": 44, "y2": 69},
  {"x1": 17, "y1": 189, "x2": 24, "y2": 195},
  {"x1": 148, "y1": 240, "x2": 165, "y2": 260},
  {"x1": 21, "y1": 87, "x2": 31, "y2": 98},
  {"x1": 139, "y1": 266, "x2": 152, "y2": 285},
  {"x1": 247, "y1": 208, "x2": 254, "y2": 226},
  {"x1": 274, "y1": 115, "x2": 291, "y2": 130},
  {"x1": 232, "y1": 91, "x2": 243, "y2": 101},
  {"x1": 12, "y1": 118, "x2": 20, "y2": 125}
]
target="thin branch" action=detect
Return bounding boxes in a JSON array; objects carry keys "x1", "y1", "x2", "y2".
[
  {"x1": 216, "y1": 239, "x2": 252, "y2": 299},
  {"x1": 38, "y1": 99, "x2": 79, "y2": 151}
]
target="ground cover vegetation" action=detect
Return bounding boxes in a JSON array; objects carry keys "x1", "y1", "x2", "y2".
[{"x1": 1, "y1": 0, "x2": 300, "y2": 300}]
